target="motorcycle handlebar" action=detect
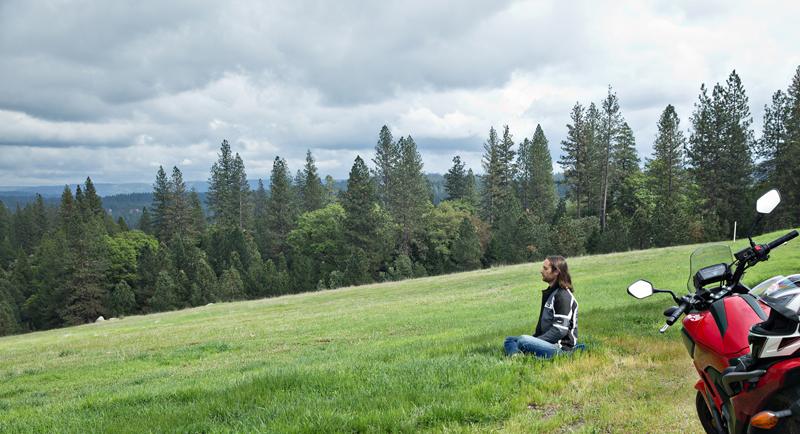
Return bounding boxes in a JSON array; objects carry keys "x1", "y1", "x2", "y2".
[
  {"x1": 767, "y1": 230, "x2": 798, "y2": 251},
  {"x1": 666, "y1": 302, "x2": 688, "y2": 326}
]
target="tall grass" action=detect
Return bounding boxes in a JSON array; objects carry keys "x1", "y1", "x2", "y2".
[{"x1": 2, "y1": 230, "x2": 799, "y2": 433}]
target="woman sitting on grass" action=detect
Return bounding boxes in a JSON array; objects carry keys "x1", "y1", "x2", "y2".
[{"x1": 504, "y1": 255, "x2": 578, "y2": 358}]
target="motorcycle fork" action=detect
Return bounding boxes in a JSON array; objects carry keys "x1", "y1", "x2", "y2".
[
  {"x1": 703, "y1": 387, "x2": 729, "y2": 433},
  {"x1": 702, "y1": 369, "x2": 748, "y2": 433}
]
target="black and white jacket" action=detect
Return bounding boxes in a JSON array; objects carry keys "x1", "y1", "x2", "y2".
[{"x1": 534, "y1": 285, "x2": 579, "y2": 351}]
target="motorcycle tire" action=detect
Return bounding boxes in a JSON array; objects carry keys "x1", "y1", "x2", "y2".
[{"x1": 697, "y1": 391, "x2": 725, "y2": 434}]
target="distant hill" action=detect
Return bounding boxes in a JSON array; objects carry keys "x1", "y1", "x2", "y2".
[
  {"x1": 0, "y1": 182, "x2": 209, "y2": 197},
  {"x1": 554, "y1": 172, "x2": 568, "y2": 198}
]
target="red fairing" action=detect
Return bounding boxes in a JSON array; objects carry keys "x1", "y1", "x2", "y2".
[
  {"x1": 732, "y1": 358, "x2": 800, "y2": 422},
  {"x1": 685, "y1": 296, "x2": 766, "y2": 360}
]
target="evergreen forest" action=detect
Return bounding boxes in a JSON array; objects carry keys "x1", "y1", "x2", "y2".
[{"x1": 2, "y1": 67, "x2": 800, "y2": 336}]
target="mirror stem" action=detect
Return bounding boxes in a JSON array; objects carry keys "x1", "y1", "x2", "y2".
[{"x1": 747, "y1": 213, "x2": 763, "y2": 247}]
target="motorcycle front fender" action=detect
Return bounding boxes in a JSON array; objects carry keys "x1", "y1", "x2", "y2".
[{"x1": 695, "y1": 379, "x2": 705, "y2": 392}]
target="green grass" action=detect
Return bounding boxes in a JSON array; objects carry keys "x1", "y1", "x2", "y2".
[{"x1": 2, "y1": 230, "x2": 800, "y2": 433}]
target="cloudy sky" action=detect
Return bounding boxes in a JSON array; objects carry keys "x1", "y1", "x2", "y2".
[{"x1": 1, "y1": 0, "x2": 799, "y2": 188}]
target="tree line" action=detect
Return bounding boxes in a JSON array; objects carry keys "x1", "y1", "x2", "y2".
[{"x1": 2, "y1": 66, "x2": 800, "y2": 336}]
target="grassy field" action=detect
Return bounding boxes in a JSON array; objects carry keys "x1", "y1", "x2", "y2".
[{"x1": 2, "y1": 230, "x2": 800, "y2": 433}]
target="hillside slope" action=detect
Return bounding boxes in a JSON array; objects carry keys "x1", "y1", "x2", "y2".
[{"x1": 2, "y1": 230, "x2": 799, "y2": 433}]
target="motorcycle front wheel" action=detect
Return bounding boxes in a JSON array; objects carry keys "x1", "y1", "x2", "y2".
[{"x1": 697, "y1": 391, "x2": 725, "y2": 434}]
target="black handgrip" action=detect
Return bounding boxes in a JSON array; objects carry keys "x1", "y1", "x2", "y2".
[
  {"x1": 768, "y1": 230, "x2": 798, "y2": 251},
  {"x1": 666, "y1": 302, "x2": 688, "y2": 326}
]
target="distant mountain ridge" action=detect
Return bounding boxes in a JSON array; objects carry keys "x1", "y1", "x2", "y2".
[
  {"x1": 0, "y1": 182, "x2": 210, "y2": 198},
  {"x1": 0, "y1": 172, "x2": 567, "y2": 199}
]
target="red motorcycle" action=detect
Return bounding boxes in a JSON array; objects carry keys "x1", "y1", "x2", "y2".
[{"x1": 628, "y1": 189, "x2": 800, "y2": 434}]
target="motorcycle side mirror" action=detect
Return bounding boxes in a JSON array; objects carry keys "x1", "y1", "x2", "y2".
[
  {"x1": 628, "y1": 280, "x2": 654, "y2": 299},
  {"x1": 756, "y1": 189, "x2": 781, "y2": 214},
  {"x1": 749, "y1": 189, "x2": 782, "y2": 246}
]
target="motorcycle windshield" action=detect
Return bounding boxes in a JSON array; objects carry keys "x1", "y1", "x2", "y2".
[{"x1": 687, "y1": 244, "x2": 733, "y2": 293}]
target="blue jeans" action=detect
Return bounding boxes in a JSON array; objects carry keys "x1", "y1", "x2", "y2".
[{"x1": 504, "y1": 335, "x2": 564, "y2": 358}]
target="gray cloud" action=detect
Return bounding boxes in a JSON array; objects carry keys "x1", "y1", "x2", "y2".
[{"x1": 0, "y1": 0, "x2": 799, "y2": 186}]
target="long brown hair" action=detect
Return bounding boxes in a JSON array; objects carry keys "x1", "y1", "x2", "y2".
[{"x1": 547, "y1": 255, "x2": 573, "y2": 293}]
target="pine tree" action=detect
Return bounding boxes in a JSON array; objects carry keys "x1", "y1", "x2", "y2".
[
  {"x1": 265, "y1": 157, "x2": 296, "y2": 258},
  {"x1": 648, "y1": 105, "x2": 687, "y2": 200},
  {"x1": 584, "y1": 103, "x2": 603, "y2": 218},
  {"x1": 151, "y1": 166, "x2": 171, "y2": 240},
  {"x1": 323, "y1": 175, "x2": 339, "y2": 204},
  {"x1": 613, "y1": 122, "x2": 643, "y2": 218},
  {"x1": 290, "y1": 253, "x2": 317, "y2": 293},
  {"x1": 389, "y1": 136, "x2": 432, "y2": 256},
  {"x1": 463, "y1": 169, "x2": 480, "y2": 210},
  {"x1": 242, "y1": 243, "x2": 266, "y2": 299},
  {"x1": 58, "y1": 207, "x2": 110, "y2": 325},
  {"x1": 517, "y1": 124, "x2": 557, "y2": 222},
  {"x1": 254, "y1": 179, "x2": 268, "y2": 222},
  {"x1": 598, "y1": 87, "x2": 623, "y2": 232},
  {"x1": 192, "y1": 256, "x2": 220, "y2": 304},
  {"x1": 481, "y1": 126, "x2": 516, "y2": 224},
  {"x1": 11, "y1": 203, "x2": 35, "y2": 255},
  {"x1": 58, "y1": 186, "x2": 76, "y2": 225},
  {"x1": 0, "y1": 201, "x2": 11, "y2": 254},
  {"x1": 252, "y1": 179, "x2": 269, "y2": 256},
  {"x1": 0, "y1": 237, "x2": 14, "y2": 270},
  {"x1": 0, "y1": 278, "x2": 24, "y2": 336},
  {"x1": 31, "y1": 194, "x2": 51, "y2": 244},
  {"x1": 292, "y1": 170, "x2": 304, "y2": 218},
  {"x1": 559, "y1": 103, "x2": 590, "y2": 219},
  {"x1": 206, "y1": 140, "x2": 237, "y2": 227},
  {"x1": 599, "y1": 209, "x2": 630, "y2": 253},
  {"x1": 149, "y1": 271, "x2": 179, "y2": 312},
  {"x1": 82, "y1": 177, "x2": 106, "y2": 221},
  {"x1": 646, "y1": 105, "x2": 685, "y2": 246},
  {"x1": 340, "y1": 249, "x2": 368, "y2": 286},
  {"x1": 166, "y1": 166, "x2": 191, "y2": 240},
  {"x1": 341, "y1": 156, "x2": 380, "y2": 269},
  {"x1": 372, "y1": 126, "x2": 397, "y2": 208},
  {"x1": 231, "y1": 153, "x2": 252, "y2": 229},
  {"x1": 688, "y1": 71, "x2": 754, "y2": 239},
  {"x1": 220, "y1": 264, "x2": 245, "y2": 301},
  {"x1": 451, "y1": 217, "x2": 482, "y2": 271},
  {"x1": 493, "y1": 195, "x2": 528, "y2": 264},
  {"x1": 444, "y1": 156, "x2": 468, "y2": 200},
  {"x1": 51, "y1": 181, "x2": 112, "y2": 325},
  {"x1": 110, "y1": 280, "x2": 136, "y2": 316},
  {"x1": 11, "y1": 248, "x2": 34, "y2": 299},
  {"x1": 299, "y1": 150, "x2": 326, "y2": 214},
  {"x1": 138, "y1": 206, "x2": 153, "y2": 234},
  {"x1": 188, "y1": 188, "x2": 206, "y2": 236},
  {"x1": 74, "y1": 185, "x2": 86, "y2": 221}
]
